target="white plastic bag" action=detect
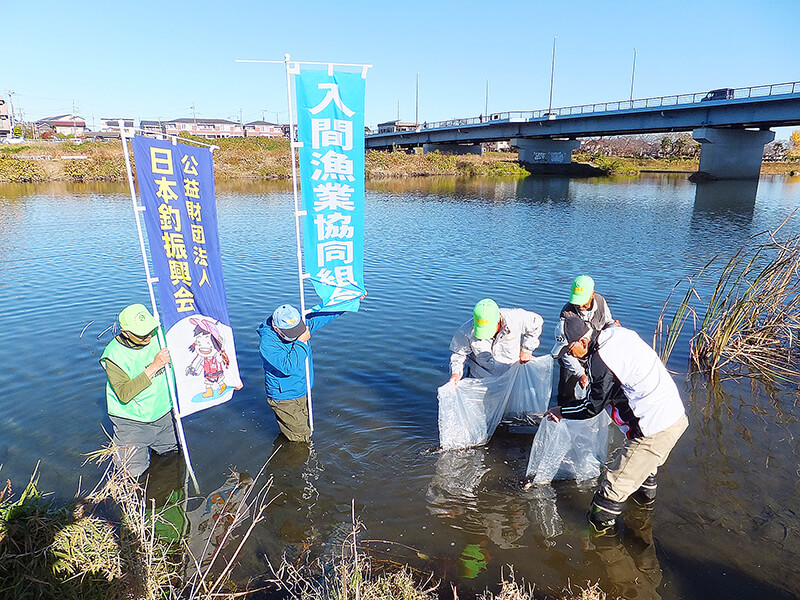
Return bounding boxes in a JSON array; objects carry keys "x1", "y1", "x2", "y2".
[
  {"x1": 505, "y1": 356, "x2": 554, "y2": 420},
  {"x1": 438, "y1": 357, "x2": 553, "y2": 450},
  {"x1": 525, "y1": 411, "x2": 610, "y2": 484}
]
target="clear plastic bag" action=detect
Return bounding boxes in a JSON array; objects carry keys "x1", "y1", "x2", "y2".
[
  {"x1": 438, "y1": 357, "x2": 553, "y2": 451},
  {"x1": 525, "y1": 411, "x2": 611, "y2": 484}
]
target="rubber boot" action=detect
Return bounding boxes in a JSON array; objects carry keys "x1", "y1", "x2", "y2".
[
  {"x1": 588, "y1": 492, "x2": 624, "y2": 537},
  {"x1": 629, "y1": 475, "x2": 657, "y2": 507}
]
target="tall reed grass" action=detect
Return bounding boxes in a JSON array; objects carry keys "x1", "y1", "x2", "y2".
[{"x1": 655, "y1": 216, "x2": 800, "y2": 385}]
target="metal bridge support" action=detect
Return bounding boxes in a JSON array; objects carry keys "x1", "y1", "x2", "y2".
[
  {"x1": 692, "y1": 127, "x2": 775, "y2": 180},
  {"x1": 422, "y1": 142, "x2": 483, "y2": 155},
  {"x1": 512, "y1": 138, "x2": 580, "y2": 173}
]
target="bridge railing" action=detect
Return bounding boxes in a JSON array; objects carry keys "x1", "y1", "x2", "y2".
[{"x1": 367, "y1": 80, "x2": 800, "y2": 136}]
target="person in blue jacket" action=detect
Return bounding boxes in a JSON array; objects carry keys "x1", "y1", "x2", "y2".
[{"x1": 257, "y1": 304, "x2": 343, "y2": 442}]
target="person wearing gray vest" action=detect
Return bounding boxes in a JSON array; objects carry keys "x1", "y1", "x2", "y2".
[
  {"x1": 100, "y1": 304, "x2": 177, "y2": 478},
  {"x1": 551, "y1": 275, "x2": 616, "y2": 406}
]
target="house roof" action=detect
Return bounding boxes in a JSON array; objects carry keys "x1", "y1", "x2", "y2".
[
  {"x1": 244, "y1": 121, "x2": 280, "y2": 127},
  {"x1": 38, "y1": 114, "x2": 86, "y2": 126},
  {"x1": 166, "y1": 118, "x2": 239, "y2": 125}
]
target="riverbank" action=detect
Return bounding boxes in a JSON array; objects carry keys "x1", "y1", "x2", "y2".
[
  {"x1": 0, "y1": 138, "x2": 528, "y2": 183},
  {"x1": 3, "y1": 138, "x2": 798, "y2": 183},
  {"x1": 0, "y1": 461, "x2": 604, "y2": 600},
  {"x1": 572, "y1": 151, "x2": 800, "y2": 176}
]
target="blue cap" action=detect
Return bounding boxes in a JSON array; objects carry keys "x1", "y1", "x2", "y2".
[{"x1": 272, "y1": 304, "x2": 307, "y2": 340}]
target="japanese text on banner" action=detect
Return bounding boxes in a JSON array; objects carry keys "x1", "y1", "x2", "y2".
[
  {"x1": 296, "y1": 70, "x2": 366, "y2": 312},
  {"x1": 131, "y1": 136, "x2": 242, "y2": 417}
]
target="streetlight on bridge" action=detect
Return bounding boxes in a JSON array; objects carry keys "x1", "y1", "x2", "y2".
[{"x1": 548, "y1": 36, "x2": 556, "y2": 116}]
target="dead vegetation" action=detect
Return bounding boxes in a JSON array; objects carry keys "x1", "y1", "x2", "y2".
[{"x1": 655, "y1": 215, "x2": 800, "y2": 385}]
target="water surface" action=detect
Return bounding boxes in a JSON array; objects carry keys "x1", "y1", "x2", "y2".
[{"x1": 1, "y1": 174, "x2": 799, "y2": 599}]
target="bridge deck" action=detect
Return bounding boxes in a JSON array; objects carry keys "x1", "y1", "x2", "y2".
[{"x1": 366, "y1": 81, "x2": 800, "y2": 149}]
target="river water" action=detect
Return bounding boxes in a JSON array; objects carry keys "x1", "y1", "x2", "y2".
[{"x1": 1, "y1": 174, "x2": 799, "y2": 599}]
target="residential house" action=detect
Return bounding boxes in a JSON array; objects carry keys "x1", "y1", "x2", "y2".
[
  {"x1": 140, "y1": 120, "x2": 166, "y2": 135},
  {"x1": 98, "y1": 118, "x2": 134, "y2": 132},
  {"x1": 377, "y1": 120, "x2": 418, "y2": 134},
  {"x1": 36, "y1": 114, "x2": 87, "y2": 137},
  {"x1": 243, "y1": 120, "x2": 282, "y2": 137},
  {"x1": 281, "y1": 123, "x2": 297, "y2": 140},
  {"x1": 0, "y1": 97, "x2": 10, "y2": 137},
  {"x1": 163, "y1": 118, "x2": 243, "y2": 139}
]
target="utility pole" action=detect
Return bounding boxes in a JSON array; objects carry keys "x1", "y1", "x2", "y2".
[
  {"x1": 7, "y1": 90, "x2": 16, "y2": 133},
  {"x1": 397, "y1": 99, "x2": 400, "y2": 121},
  {"x1": 630, "y1": 48, "x2": 637, "y2": 102},
  {"x1": 191, "y1": 102, "x2": 197, "y2": 133},
  {"x1": 415, "y1": 72, "x2": 419, "y2": 125},
  {"x1": 548, "y1": 36, "x2": 557, "y2": 115},
  {"x1": 485, "y1": 79, "x2": 489, "y2": 116},
  {"x1": 72, "y1": 100, "x2": 81, "y2": 137}
]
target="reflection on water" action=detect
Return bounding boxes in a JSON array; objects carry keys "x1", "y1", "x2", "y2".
[
  {"x1": 2, "y1": 175, "x2": 800, "y2": 599},
  {"x1": 587, "y1": 507, "x2": 662, "y2": 600},
  {"x1": 515, "y1": 176, "x2": 571, "y2": 204},
  {"x1": 693, "y1": 179, "x2": 758, "y2": 219},
  {"x1": 427, "y1": 448, "x2": 530, "y2": 549},
  {"x1": 525, "y1": 484, "x2": 563, "y2": 541}
]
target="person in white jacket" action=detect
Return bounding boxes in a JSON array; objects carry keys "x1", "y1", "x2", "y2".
[
  {"x1": 545, "y1": 316, "x2": 688, "y2": 536},
  {"x1": 449, "y1": 298, "x2": 544, "y2": 383}
]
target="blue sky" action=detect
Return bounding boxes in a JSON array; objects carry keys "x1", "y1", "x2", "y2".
[{"x1": 5, "y1": 0, "x2": 799, "y2": 137}]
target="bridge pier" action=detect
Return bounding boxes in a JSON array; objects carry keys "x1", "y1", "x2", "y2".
[
  {"x1": 512, "y1": 138, "x2": 581, "y2": 174},
  {"x1": 422, "y1": 143, "x2": 483, "y2": 155},
  {"x1": 692, "y1": 127, "x2": 775, "y2": 180}
]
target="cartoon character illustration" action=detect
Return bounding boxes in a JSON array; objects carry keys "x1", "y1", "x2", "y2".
[{"x1": 185, "y1": 317, "x2": 230, "y2": 398}]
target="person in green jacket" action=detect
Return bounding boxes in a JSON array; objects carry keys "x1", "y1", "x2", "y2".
[{"x1": 100, "y1": 303, "x2": 177, "y2": 478}]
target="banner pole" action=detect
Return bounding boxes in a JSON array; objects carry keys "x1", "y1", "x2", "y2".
[
  {"x1": 284, "y1": 54, "x2": 315, "y2": 435},
  {"x1": 119, "y1": 121, "x2": 201, "y2": 493}
]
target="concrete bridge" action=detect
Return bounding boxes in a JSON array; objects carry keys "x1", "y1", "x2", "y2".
[{"x1": 365, "y1": 81, "x2": 800, "y2": 179}]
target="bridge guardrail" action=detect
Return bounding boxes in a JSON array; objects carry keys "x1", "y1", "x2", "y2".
[{"x1": 367, "y1": 80, "x2": 800, "y2": 137}]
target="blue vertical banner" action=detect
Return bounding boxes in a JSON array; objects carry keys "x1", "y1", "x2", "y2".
[
  {"x1": 131, "y1": 136, "x2": 242, "y2": 417},
  {"x1": 295, "y1": 69, "x2": 366, "y2": 311}
]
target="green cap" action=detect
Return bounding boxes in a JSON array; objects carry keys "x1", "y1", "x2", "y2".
[
  {"x1": 119, "y1": 303, "x2": 159, "y2": 337},
  {"x1": 473, "y1": 298, "x2": 500, "y2": 340},
  {"x1": 569, "y1": 275, "x2": 595, "y2": 306}
]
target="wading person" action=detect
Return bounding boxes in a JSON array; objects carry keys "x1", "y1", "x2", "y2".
[
  {"x1": 100, "y1": 303, "x2": 177, "y2": 478},
  {"x1": 257, "y1": 303, "x2": 353, "y2": 443},
  {"x1": 449, "y1": 298, "x2": 544, "y2": 383},
  {"x1": 546, "y1": 316, "x2": 687, "y2": 536},
  {"x1": 551, "y1": 275, "x2": 616, "y2": 405}
]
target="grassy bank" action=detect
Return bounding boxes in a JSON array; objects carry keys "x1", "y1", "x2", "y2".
[
  {"x1": 573, "y1": 151, "x2": 699, "y2": 175},
  {"x1": 2, "y1": 139, "x2": 798, "y2": 183},
  {"x1": 0, "y1": 138, "x2": 527, "y2": 183},
  {"x1": 1, "y1": 455, "x2": 605, "y2": 600}
]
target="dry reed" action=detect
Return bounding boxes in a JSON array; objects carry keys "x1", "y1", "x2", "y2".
[
  {"x1": 655, "y1": 215, "x2": 800, "y2": 385},
  {"x1": 0, "y1": 446, "x2": 275, "y2": 600}
]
